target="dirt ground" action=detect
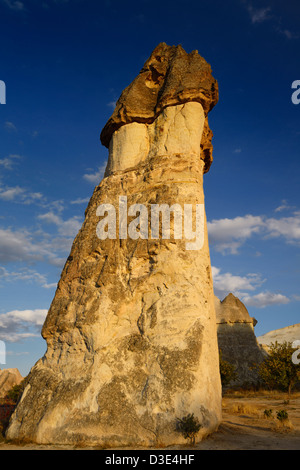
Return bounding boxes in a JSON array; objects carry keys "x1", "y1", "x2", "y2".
[{"x1": 0, "y1": 392, "x2": 299, "y2": 450}]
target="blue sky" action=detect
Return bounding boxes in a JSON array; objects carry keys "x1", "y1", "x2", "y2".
[{"x1": 0, "y1": 0, "x2": 299, "y2": 376}]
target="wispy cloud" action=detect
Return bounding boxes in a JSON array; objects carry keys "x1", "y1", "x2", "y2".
[
  {"x1": 37, "y1": 211, "x2": 82, "y2": 237},
  {"x1": 265, "y1": 212, "x2": 300, "y2": 244},
  {"x1": 4, "y1": 121, "x2": 17, "y2": 131},
  {"x1": 0, "y1": 154, "x2": 22, "y2": 170},
  {"x1": 212, "y1": 266, "x2": 290, "y2": 308},
  {"x1": 243, "y1": 2, "x2": 298, "y2": 39},
  {"x1": 0, "y1": 207, "x2": 82, "y2": 266},
  {"x1": 0, "y1": 266, "x2": 56, "y2": 289},
  {"x1": 246, "y1": 5, "x2": 272, "y2": 24},
  {"x1": 241, "y1": 291, "x2": 290, "y2": 308},
  {"x1": 208, "y1": 214, "x2": 264, "y2": 254},
  {"x1": 2, "y1": 0, "x2": 24, "y2": 11},
  {"x1": 212, "y1": 266, "x2": 264, "y2": 299},
  {"x1": 0, "y1": 309, "x2": 47, "y2": 342},
  {"x1": 107, "y1": 100, "x2": 116, "y2": 109},
  {"x1": 70, "y1": 197, "x2": 90, "y2": 205},
  {"x1": 0, "y1": 184, "x2": 44, "y2": 204},
  {"x1": 275, "y1": 27, "x2": 299, "y2": 40},
  {"x1": 274, "y1": 199, "x2": 294, "y2": 213},
  {"x1": 208, "y1": 208, "x2": 300, "y2": 254},
  {"x1": 83, "y1": 161, "x2": 107, "y2": 184},
  {"x1": 0, "y1": 228, "x2": 43, "y2": 263}
]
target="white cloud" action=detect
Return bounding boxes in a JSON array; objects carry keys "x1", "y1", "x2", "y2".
[
  {"x1": 4, "y1": 121, "x2": 17, "y2": 131},
  {"x1": 212, "y1": 266, "x2": 290, "y2": 308},
  {"x1": 83, "y1": 162, "x2": 107, "y2": 184},
  {"x1": 0, "y1": 309, "x2": 48, "y2": 342},
  {"x1": 107, "y1": 101, "x2": 116, "y2": 109},
  {"x1": 246, "y1": 4, "x2": 272, "y2": 24},
  {"x1": 0, "y1": 154, "x2": 22, "y2": 170},
  {"x1": 208, "y1": 215, "x2": 264, "y2": 254},
  {"x1": 38, "y1": 211, "x2": 82, "y2": 237},
  {"x1": 0, "y1": 228, "x2": 43, "y2": 263},
  {"x1": 241, "y1": 292, "x2": 290, "y2": 308},
  {"x1": 274, "y1": 200, "x2": 293, "y2": 213},
  {"x1": 207, "y1": 209, "x2": 300, "y2": 254},
  {"x1": 0, "y1": 183, "x2": 44, "y2": 204},
  {"x1": 0, "y1": 223, "x2": 74, "y2": 267},
  {"x1": 243, "y1": 2, "x2": 298, "y2": 40},
  {"x1": 265, "y1": 212, "x2": 300, "y2": 243},
  {"x1": 2, "y1": 0, "x2": 24, "y2": 11},
  {"x1": 70, "y1": 197, "x2": 90, "y2": 205},
  {"x1": 0, "y1": 266, "x2": 56, "y2": 289},
  {"x1": 212, "y1": 266, "x2": 264, "y2": 299},
  {"x1": 0, "y1": 185, "x2": 25, "y2": 201},
  {"x1": 276, "y1": 27, "x2": 299, "y2": 40}
]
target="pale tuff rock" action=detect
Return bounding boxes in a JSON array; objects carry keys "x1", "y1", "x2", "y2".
[
  {"x1": 7, "y1": 44, "x2": 221, "y2": 446},
  {"x1": 0, "y1": 369, "x2": 23, "y2": 399},
  {"x1": 257, "y1": 323, "x2": 300, "y2": 348},
  {"x1": 215, "y1": 294, "x2": 266, "y2": 387},
  {"x1": 106, "y1": 102, "x2": 205, "y2": 175}
]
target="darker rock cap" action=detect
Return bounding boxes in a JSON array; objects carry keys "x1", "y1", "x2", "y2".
[{"x1": 100, "y1": 42, "x2": 218, "y2": 173}]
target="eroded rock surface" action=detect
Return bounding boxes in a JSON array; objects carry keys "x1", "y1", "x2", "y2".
[
  {"x1": 7, "y1": 44, "x2": 221, "y2": 447},
  {"x1": 0, "y1": 369, "x2": 23, "y2": 399},
  {"x1": 101, "y1": 42, "x2": 218, "y2": 173},
  {"x1": 215, "y1": 294, "x2": 266, "y2": 388}
]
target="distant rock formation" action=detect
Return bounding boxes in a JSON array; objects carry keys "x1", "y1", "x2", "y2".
[
  {"x1": 0, "y1": 369, "x2": 23, "y2": 399},
  {"x1": 215, "y1": 293, "x2": 266, "y2": 388},
  {"x1": 7, "y1": 43, "x2": 221, "y2": 447},
  {"x1": 257, "y1": 323, "x2": 300, "y2": 348}
]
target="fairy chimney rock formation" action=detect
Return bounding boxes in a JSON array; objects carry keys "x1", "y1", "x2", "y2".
[
  {"x1": 7, "y1": 43, "x2": 221, "y2": 447},
  {"x1": 215, "y1": 293, "x2": 265, "y2": 387}
]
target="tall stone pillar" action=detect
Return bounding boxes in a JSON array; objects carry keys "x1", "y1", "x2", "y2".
[{"x1": 7, "y1": 43, "x2": 221, "y2": 447}]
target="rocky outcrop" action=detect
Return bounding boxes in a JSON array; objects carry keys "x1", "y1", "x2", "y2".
[
  {"x1": 215, "y1": 294, "x2": 266, "y2": 388},
  {"x1": 0, "y1": 369, "x2": 23, "y2": 399},
  {"x1": 257, "y1": 323, "x2": 300, "y2": 348},
  {"x1": 7, "y1": 44, "x2": 221, "y2": 447},
  {"x1": 101, "y1": 42, "x2": 218, "y2": 174}
]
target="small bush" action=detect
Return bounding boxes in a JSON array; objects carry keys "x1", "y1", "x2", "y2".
[
  {"x1": 176, "y1": 413, "x2": 202, "y2": 445},
  {"x1": 263, "y1": 408, "x2": 273, "y2": 418},
  {"x1": 219, "y1": 350, "x2": 237, "y2": 388},
  {"x1": 276, "y1": 409, "x2": 289, "y2": 422},
  {"x1": 4, "y1": 381, "x2": 24, "y2": 404}
]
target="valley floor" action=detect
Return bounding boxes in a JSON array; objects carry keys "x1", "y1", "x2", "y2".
[{"x1": 0, "y1": 392, "x2": 299, "y2": 450}]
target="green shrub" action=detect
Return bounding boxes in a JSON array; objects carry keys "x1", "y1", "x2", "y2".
[
  {"x1": 5, "y1": 380, "x2": 25, "y2": 404},
  {"x1": 276, "y1": 410, "x2": 289, "y2": 422},
  {"x1": 258, "y1": 341, "x2": 300, "y2": 395},
  {"x1": 263, "y1": 408, "x2": 273, "y2": 418},
  {"x1": 176, "y1": 413, "x2": 202, "y2": 445},
  {"x1": 219, "y1": 350, "x2": 237, "y2": 388}
]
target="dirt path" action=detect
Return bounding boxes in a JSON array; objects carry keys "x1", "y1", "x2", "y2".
[{"x1": 0, "y1": 393, "x2": 299, "y2": 450}]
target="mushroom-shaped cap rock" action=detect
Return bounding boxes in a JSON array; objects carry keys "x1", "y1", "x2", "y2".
[{"x1": 100, "y1": 42, "x2": 218, "y2": 173}]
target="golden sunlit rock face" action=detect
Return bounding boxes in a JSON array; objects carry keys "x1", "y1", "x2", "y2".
[{"x1": 6, "y1": 44, "x2": 221, "y2": 447}]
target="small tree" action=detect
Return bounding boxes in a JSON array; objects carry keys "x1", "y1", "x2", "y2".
[
  {"x1": 4, "y1": 380, "x2": 25, "y2": 404},
  {"x1": 219, "y1": 350, "x2": 237, "y2": 388},
  {"x1": 176, "y1": 413, "x2": 202, "y2": 445},
  {"x1": 258, "y1": 341, "x2": 300, "y2": 395}
]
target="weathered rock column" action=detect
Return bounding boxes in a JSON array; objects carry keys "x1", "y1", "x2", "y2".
[{"x1": 7, "y1": 43, "x2": 221, "y2": 447}]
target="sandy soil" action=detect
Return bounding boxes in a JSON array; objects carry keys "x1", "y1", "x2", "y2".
[{"x1": 0, "y1": 392, "x2": 299, "y2": 450}]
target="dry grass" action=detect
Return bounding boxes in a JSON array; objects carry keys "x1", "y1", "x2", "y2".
[
  {"x1": 224, "y1": 389, "x2": 300, "y2": 400},
  {"x1": 270, "y1": 418, "x2": 294, "y2": 433},
  {"x1": 225, "y1": 403, "x2": 261, "y2": 416}
]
